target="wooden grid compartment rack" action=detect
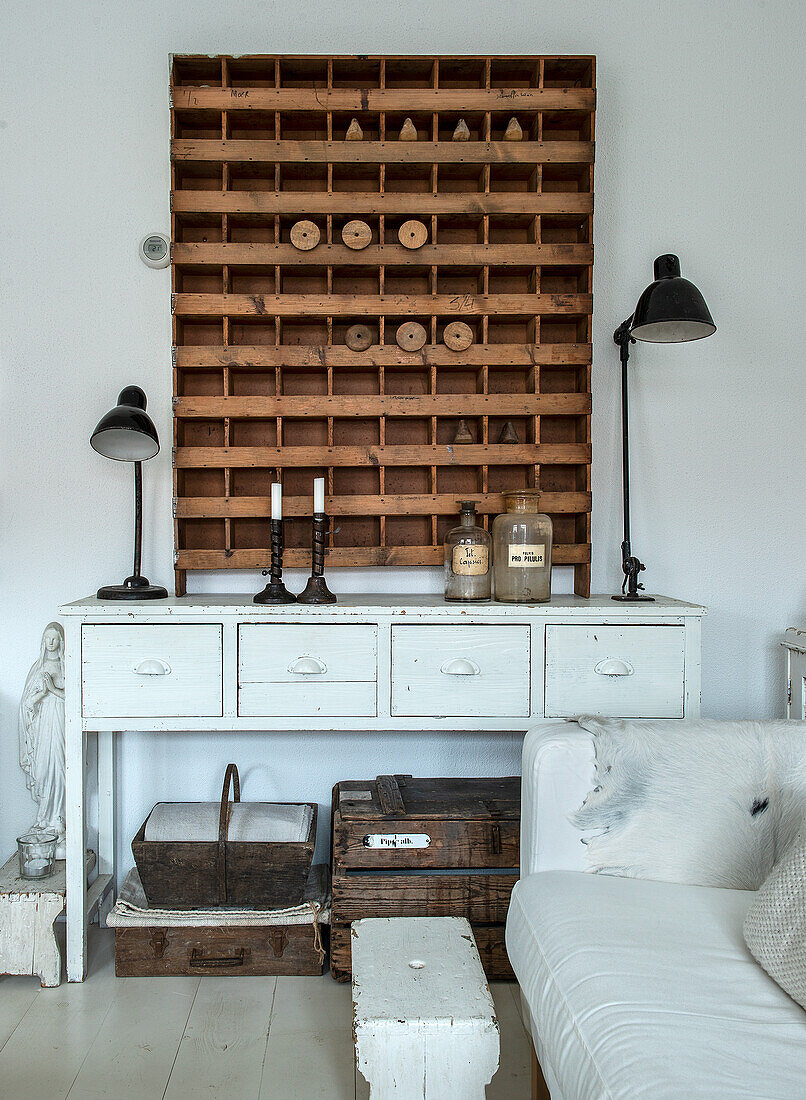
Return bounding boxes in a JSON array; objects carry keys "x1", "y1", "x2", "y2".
[{"x1": 170, "y1": 55, "x2": 595, "y2": 596}]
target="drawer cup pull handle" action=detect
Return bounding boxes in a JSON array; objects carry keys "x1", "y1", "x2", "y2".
[
  {"x1": 134, "y1": 659, "x2": 171, "y2": 676},
  {"x1": 289, "y1": 656, "x2": 327, "y2": 675},
  {"x1": 440, "y1": 657, "x2": 481, "y2": 676},
  {"x1": 594, "y1": 657, "x2": 634, "y2": 677}
]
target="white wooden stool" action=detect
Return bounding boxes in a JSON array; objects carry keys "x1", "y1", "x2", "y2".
[
  {"x1": 0, "y1": 853, "x2": 66, "y2": 987},
  {"x1": 352, "y1": 916, "x2": 500, "y2": 1099}
]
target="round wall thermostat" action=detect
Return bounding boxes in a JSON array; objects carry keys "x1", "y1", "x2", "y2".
[{"x1": 140, "y1": 233, "x2": 170, "y2": 269}]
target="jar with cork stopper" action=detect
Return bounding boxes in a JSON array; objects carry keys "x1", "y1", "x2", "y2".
[
  {"x1": 443, "y1": 500, "x2": 492, "y2": 601},
  {"x1": 492, "y1": 489, "x2": 553, "y2": 602}
]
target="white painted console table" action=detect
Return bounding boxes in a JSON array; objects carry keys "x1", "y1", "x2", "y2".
[{"x1": 59, "y1": 594, "x2": 704, "y2": 981}]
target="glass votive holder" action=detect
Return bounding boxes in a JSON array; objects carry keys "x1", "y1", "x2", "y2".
[{"x1": 17, "y1": 831, "x2": 58, "y2": 880}]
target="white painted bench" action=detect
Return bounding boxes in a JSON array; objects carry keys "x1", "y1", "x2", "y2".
[
  {"x1": 352, "y1": 916, "x2": 500, "y2": 1099},
  {"x1": 0, "y1": 854, "x2": 67, "y2": 987}
]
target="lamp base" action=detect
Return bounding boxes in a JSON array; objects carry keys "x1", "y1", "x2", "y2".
[
  {"x1": 611, "y1": 593, "x2": 655, "y2": 602},
  {"x1": 97, "y1": 575, "x2": 168, "y2": 600}
]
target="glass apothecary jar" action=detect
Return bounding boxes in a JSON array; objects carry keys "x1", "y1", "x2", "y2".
[
  {"x1": 492, "y1": 490, "x2": 552, "y2": 603},
  {"x1": 444, "y1": 501, "x2": 492, "y2": 601}
]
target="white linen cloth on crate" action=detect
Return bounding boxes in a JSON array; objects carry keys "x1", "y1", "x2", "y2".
[
  {"x1": 106, "y1": 866, "x2": 330, "y2": 927},
  {"x1": 144, "y1": 801, "x2": 313, "y2": 843},
  {"x1": 570, "y1": 717, "x2": 806, "y2": 889}
]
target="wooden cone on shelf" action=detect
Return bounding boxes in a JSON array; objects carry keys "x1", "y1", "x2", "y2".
[
  {"x1": 345, "y1": 117, "x2": 364, "y2": 141},
  {"x1": 399, "y1": 117, "x2": 418, "y2": 141},
  {"x1": 452, "y1": 118, "x2": 471, "y2": 142},
  {"x1": 453, "y1": 419, "x2": 474, "y2": 445},
  {"x1": 503, "y1": 116, "x2": 523, "y2": 141},
  {"x1": 497, "y1": 420, "x2": 519, "y2": 444}
]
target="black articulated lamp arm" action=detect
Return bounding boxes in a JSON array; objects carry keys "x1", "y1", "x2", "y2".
[
  {"x1": 612, "y1": 320, "x2": 653, "y2": 602},
  {"x1": 133, "y1": 461, "x2": 143, "y2": 581}
]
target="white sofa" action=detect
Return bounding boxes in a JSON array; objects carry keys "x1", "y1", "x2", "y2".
[{"x1": 505, "y1": 721, "x2": 806, "y2": 1099}]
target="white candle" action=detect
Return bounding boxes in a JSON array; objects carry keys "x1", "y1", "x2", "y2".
[
  {"x1": 314, "y1": 477, "x2": 325, "y2": 514},
  {"x1": 271, "y1": 482, "x2": 282, "y2": 521}
]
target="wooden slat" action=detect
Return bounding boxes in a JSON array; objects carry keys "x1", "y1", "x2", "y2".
[
  {"x1": 174, "y1": 443, "x2": 590, "y2": 468},
  {"x1": 173, "y1": 292, "x2": 591, "y2": 318},
  {"x1": 173, "y1": 86, "x2": 595, "y2": 112},
  {"x1": 173, "y1": 242, "x2": 592, "y2": 268},
  {"x1": 175, "y1": 544, "x2": 591, "y2": 570},
  {"x1": 172, "y1": 139, "x2": 594, "y2": 165},
  {"x1": 174, "y1": 343, "x2": 592, "y2": 368},
  {"x1": 173, "y1": 394, "x2": 591, "y2": 418},
  {"x1": 172, "y1": 191, "x2": 593, "y2": 216},
  {"x1": 175, "y1": 491, "x2": 592, "y2": 518}
]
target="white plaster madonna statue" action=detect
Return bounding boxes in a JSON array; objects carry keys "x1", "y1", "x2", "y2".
[{"x1": 19, "y1": 622, "x2": 66, "y2": 857}]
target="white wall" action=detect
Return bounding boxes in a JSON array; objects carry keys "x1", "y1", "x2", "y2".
[{"x1": 1, "y1": 0, "x2": 804, "y2": 867}]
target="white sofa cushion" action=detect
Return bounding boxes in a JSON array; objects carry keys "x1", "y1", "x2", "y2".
[{"x1": 506, "y1": 870, "x2": 806, "y2": 1100}]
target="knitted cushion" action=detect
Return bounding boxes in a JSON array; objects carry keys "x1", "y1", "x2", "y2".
[{"x1": 743, "y1": 820, "x2": 806, "y2": 1010}]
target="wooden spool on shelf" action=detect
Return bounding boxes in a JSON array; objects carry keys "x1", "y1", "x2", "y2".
[
  {"x1": 395, "y1": 321, "x2": 427, "y2": 352},
  {"x1": 503, "y1": 117, "x2": 523, "y2": 141},
  {"x1": 345, "y1": 117, "x2": 364, "y2": 141},
  {"x1": 290, "y1": 220, "x2": 320, "y2": 251},
  {"x1": 399, "y1": 117, "x2": 418, "y2": 141},
  {"x1": 398, "y1": 220, "x2": 428, "y2": 250},
  {"x1": 345, "y1": 324, "x2": 375, "y2": 351},
  {"x1": 452, "y1": 118, "x2": 471, "y2": 142},
  {"x1": 342, "y1": 220, "x2": 372, "y2": 250},
  {"x1": 443, "y1": 321, "x2": 474, "y2": 351}
]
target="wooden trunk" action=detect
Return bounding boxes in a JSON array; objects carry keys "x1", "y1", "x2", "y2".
[
  {"x1": 170, "y1": 54, "x2": 596, "y2": 598},
  {"x1": 330, "y1": 775, "x2": 519, "y2": 981},
  {"x1": 114, "y1": 921, "x2": 327, "y2": 977}
]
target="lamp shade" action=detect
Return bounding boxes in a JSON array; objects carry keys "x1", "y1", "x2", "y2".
[
  {"x1": 90, "y1": 386, "x2": 160, "y2": 461},
  {"x1": 630, "y1": 254, "x2": 716, "y2": 343}
]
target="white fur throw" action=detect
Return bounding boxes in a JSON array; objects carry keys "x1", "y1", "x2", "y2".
[
  {"x1": 744, "y1": 820, "x2": 806, "y2": 1009},
  {"x1": 570, "y1": 718, "x2": 806, "y2": 889}
]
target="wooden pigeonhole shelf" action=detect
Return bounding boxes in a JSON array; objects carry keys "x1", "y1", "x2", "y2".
[{"x1": 170, "y1": 55, "x2": 595, "y2": 596}]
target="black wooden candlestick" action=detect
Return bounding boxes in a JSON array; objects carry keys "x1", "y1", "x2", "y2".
[
  {"x1": 297, "y1": 513, "x2": 337, "y2": 604},
  {"x1": 253, "y1": 518, "x2": 296, "y2": 604}
]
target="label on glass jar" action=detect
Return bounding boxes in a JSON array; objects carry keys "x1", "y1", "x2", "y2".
[
  {"x1": 508, "y1": 543, "x2": 546, "y2": 568},
  {"x1": 452, "y1": 544, "x2": 489, "y2": 575}
]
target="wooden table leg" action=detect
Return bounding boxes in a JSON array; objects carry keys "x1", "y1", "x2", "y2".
[
  {"x1": 65, "y1": 620, "x2": 88, "y2": 982},
  {"x1": 97, "y1": 730, "x2": 116, "y2": 926}
]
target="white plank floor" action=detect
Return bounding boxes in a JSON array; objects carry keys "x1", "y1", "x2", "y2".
[{"x1": 0, "y1": 928, "x2": 531, "y2": 1099}]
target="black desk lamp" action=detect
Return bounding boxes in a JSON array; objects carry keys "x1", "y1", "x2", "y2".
[
  {"x1": 90, "y1": 386, "x2": 168, "y2": 600},
  {"x1": 613, "y1": 254, "x2": 715, "y2": 601}
]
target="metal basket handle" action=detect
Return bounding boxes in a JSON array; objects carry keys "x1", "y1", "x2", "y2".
[{"x1": 217, "y1": 763, "x2": 241, "y2": 905}]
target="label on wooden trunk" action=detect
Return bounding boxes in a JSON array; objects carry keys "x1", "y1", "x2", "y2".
[
  {"x1": 363, "y1": 833, "x2": 431, "y2": 849},
  {"x1": 452, "y1": 545, "x2": 489, "y2": 575},
  {"x1": 508, "y1": 543, "x2": 546, "y2": 568}
]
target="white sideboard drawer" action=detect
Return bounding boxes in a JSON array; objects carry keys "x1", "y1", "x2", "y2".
[
  {"x1": 391, "y1": 625, "x2": 531, "y2": 718},
  {"x1": 82, "y1": 625, "x2": 223, "y2": 719},
  {"x1": 239, "y1": 681, "x2": 377, "y2": 718},
  {"x1": 238, "y1": 623, "x2": 378, "y2": 717},
  {"x1": 239, "y1": 624, "x2": 377, "y2": 683},
  {"x1": 544, "y1": 624, "x2": 686, "y2": 718}
]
